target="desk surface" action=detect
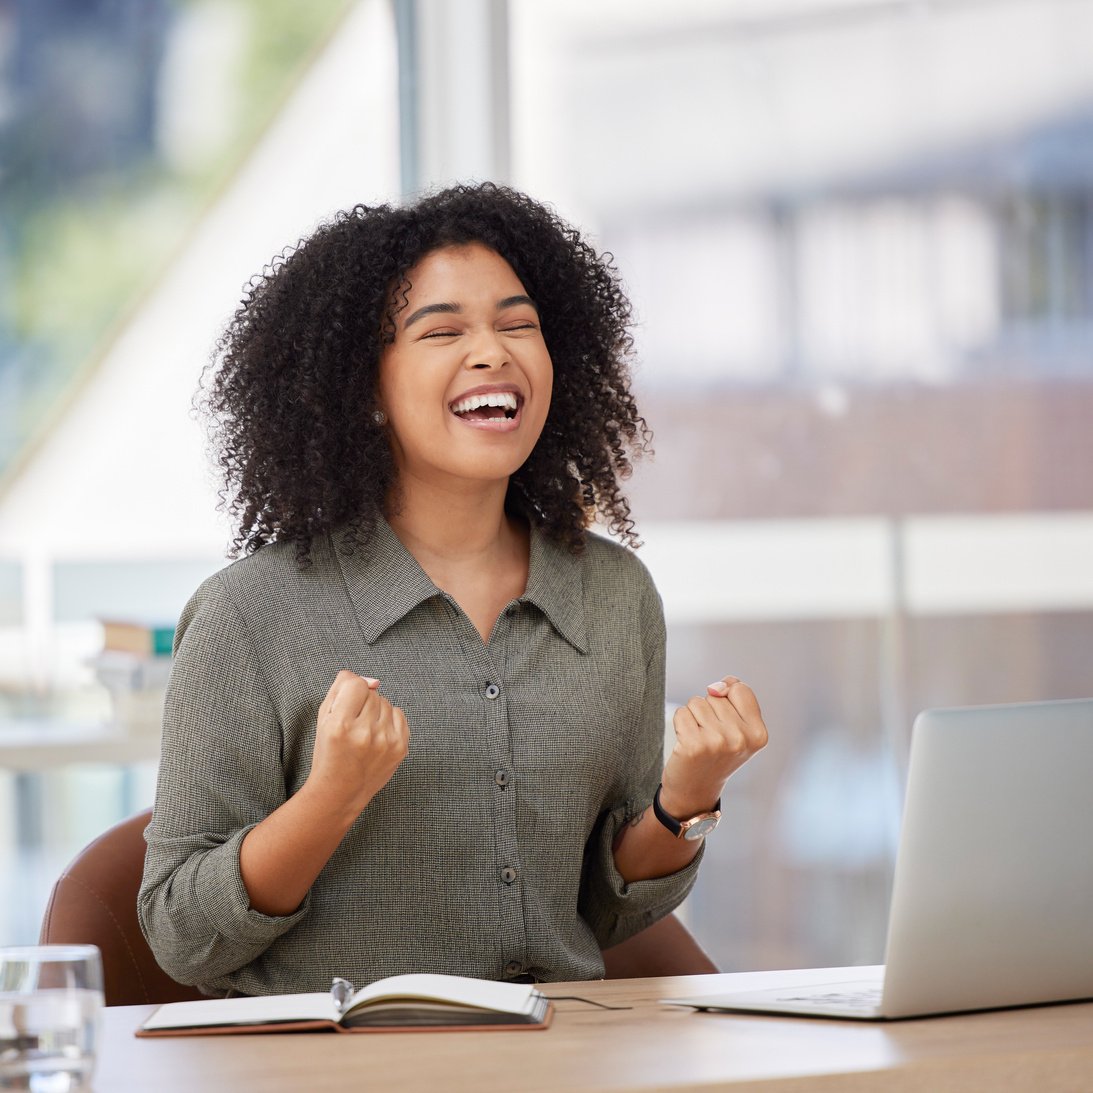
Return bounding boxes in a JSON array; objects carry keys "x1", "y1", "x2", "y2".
[{"x1": 95, "y1": 968, "x2": 1093, "y2": 1092}]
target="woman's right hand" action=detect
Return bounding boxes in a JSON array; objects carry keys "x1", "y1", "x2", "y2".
[
  {"x1": 239, "y1": 671, "x2": 409, "y2": 916},
  {"x1": 305, "y1": 670, "x2": 410, "y2": 820}
]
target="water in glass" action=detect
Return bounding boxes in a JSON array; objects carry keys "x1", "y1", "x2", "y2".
[{"x1": 0, "y1": 947, "x2": 102, "y2": 1092}]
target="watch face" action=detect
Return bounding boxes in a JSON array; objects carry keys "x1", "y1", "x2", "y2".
[{"x1": 682, "y1": 815, "x2": 720, "y2": 841}]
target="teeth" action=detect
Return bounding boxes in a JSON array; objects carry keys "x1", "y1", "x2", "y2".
[{"x1": 451, "y1": 391, "x2": 518, "y2": 415}]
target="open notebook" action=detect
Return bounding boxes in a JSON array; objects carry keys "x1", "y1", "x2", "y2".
[
  {"x1": 137, "y1": 973, "x2": 552, "y2": 1036},
  {"x1": 665, "y1": 697, "x2": 1093, "y2": 1020}
]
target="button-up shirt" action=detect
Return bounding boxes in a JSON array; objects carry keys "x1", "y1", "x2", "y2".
[{"x1": 139, "y1": 518, "x2": 700, "y2": 996}]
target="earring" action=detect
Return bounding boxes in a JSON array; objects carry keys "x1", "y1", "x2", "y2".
[{"x1": 371, "y1": 409, "x2": 387, "y2": 426}]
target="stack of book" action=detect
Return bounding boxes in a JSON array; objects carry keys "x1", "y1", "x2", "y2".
[{"x1": 90, "y1": 619, "x2": 175, "y2": 734}]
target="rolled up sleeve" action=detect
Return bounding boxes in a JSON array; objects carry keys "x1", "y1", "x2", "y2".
[
  {"x1": 577, "y1": 578, "x2": 702, "y2": 950},
  {"x1": 137, "y1": 575, "x2": 308, "y2": 987}
]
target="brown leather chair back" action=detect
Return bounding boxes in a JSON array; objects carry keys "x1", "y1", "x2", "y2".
[
  {"x1": 601, "y1": 910, "x2": 719, "y2": 979},
  {"x1": 38, "y1": 807, "x2": 204, "y2": 1007}
]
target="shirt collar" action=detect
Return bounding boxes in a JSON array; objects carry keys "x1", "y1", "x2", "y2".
[
  {"x1": 523, "y1": 527, "x2": 588, "y2": 654},
  {"x1": 333, "y1": 517, "x2": 588, "y2": 653},
  {"x1": 333, "y1": 519, "x2": 441, "y2": 645}
]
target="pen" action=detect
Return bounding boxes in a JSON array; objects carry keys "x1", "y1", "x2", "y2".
[{"x1": 330, "y1": 976, "x2": 354, "y2": 1013}]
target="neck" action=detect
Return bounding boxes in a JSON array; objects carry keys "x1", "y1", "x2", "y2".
[
  {"x1": 384, "y1": 475, "x2": 518, "y2": 566},
  {"x1": 384, "y1": 474, "x2": 532, "y2": 642}
]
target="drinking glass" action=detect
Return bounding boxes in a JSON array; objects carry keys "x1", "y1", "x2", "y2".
[{"x1": 0, "y1": 945, "x2": 103, "y2": 1092}]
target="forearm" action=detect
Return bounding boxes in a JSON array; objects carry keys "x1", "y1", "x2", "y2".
[
  {"x1": 612, "y1": 795, "x2": 710, "y2": 883},
  {"x1": 240, "y1": 671, "x2": 409, "y2": 916},
  {"x1": 239, "y1": 782, "x2": 364, "y2": 916},
  {"x1": 614, "y1": 675, "x2": 768, "y2": 884},
  {"x1": 140, "y1": 822, "x2": 310, "y2": 984}
]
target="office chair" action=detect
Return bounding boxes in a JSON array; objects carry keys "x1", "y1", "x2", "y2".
[
  {"x1": 39, "y1": 808, "x2": 715, "y2": 1005},
  {"x1": 38, "y1": 807, "x2": 204, "y2": 1007},
  {"x1": 601, "y1": 911, "x2": 718, "y2": 979}
]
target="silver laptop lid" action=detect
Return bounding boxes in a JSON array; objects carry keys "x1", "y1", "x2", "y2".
[{"x1": 881, "y1": 697, "x2": 1093, "y2": 1018}]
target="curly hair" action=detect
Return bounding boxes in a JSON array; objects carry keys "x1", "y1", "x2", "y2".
[{"x1": 200, "y1": 182, "x2": 651, "y2": 563}]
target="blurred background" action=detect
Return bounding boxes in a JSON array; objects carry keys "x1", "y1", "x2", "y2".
[{"x1": 1, "y1": 0, "x2": 1091, "y2": 971}]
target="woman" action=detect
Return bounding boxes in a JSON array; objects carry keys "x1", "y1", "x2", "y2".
[{"x1": 138, "y1": 183, "x2": 767, "y2": 996}]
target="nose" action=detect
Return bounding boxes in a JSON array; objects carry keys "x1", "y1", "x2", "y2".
[{"x1": 465, "y1": 327, "x2": 508, "y2": 371}]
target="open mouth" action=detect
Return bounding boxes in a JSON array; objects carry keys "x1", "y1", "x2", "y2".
[{"x1": 448, "y1": 390, "x2": 521, "y2": 423}]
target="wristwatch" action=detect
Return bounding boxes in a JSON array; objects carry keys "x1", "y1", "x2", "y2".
[{"x1": 652, "y1": 784, "x2": 722, "y2": 841}]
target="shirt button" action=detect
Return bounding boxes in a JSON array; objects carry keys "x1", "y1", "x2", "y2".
[
  {"x1": 494, "y1": 769, "x2": 510, "y2": 787},
  {"x1": 500, "y1": 866, "x2": 517, "y2": 884},
  {"x1": 503, "y1": 960, "x2": 523, "y2": 977},
  {"x1": 485, "y1": 683, "x2": 500, "y2": 700}
]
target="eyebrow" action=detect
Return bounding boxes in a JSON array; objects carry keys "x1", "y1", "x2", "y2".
[{"x1": 402, "y1": 295, "x2": 538, "y2": 330}]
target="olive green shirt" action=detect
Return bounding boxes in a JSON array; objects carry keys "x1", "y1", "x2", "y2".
[{"x1": 138, "y1": 519, "x2": 700, "y2": 996}]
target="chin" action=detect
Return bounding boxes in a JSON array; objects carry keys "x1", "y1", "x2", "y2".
[
  {"x1": 457, "y1": 458, "x2": 530, "y2": 483},
  {"x1": 444, "y1": 441, "x2": 539, "y2": 482}
]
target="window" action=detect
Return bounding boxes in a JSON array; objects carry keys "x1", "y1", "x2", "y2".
[
  {"x1": 511, "y1": 0, "x2": 1093, "y2": 970},
  {"x1": 0, "y1": 0, "x2": 398, "y2": 945}
]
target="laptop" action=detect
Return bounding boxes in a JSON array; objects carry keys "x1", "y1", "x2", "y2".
[{"x1": 664, "y1": 697, "x2": 1093, "y2": 1020}]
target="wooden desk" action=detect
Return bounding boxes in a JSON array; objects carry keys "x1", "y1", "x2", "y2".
[{"x1": 94, "y1": 969, "x2": 1093, "y2": 1092}]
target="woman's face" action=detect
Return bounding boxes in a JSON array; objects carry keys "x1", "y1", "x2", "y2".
[{"x1": 377, "y1": 243, "x2": 554, "y2": 495}]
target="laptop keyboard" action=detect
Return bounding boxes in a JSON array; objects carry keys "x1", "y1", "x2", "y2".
[{"x1": 774, "y1": 988, "x2": 883, "y2": 1011}]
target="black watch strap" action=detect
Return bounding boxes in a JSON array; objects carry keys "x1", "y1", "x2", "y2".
[{"x1": 652, "y1": 783, "x2": 721, "y2": 838}]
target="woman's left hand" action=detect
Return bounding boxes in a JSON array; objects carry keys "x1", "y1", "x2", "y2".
[{"x1": 658, "y1": 676, "x2": 768, "y2": 819}]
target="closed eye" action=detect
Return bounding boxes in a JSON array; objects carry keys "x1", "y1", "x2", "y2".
[{"x1": 419, "y1": 321, "x2": 538, "y2": 340}]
